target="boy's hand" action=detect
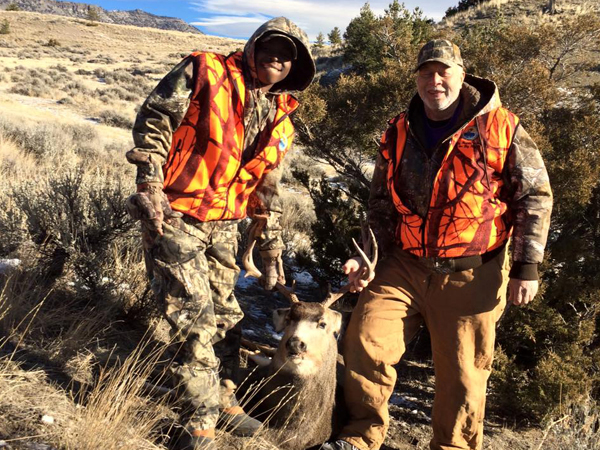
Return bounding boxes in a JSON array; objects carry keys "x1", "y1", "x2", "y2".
[
  {"x1": 126, "y1": 183, "x2": 181, "y2": 235},
  {"x1": 260, "y1": 250, "x2": 285, "y2": 291}
]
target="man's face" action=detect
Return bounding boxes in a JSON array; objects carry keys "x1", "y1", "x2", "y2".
[
  {"x1": 255, "y1": 36, "x2": 294, "y2": 89},
  {"x1": 416, "y1": 61, "x2": 465, "y2": 117}
]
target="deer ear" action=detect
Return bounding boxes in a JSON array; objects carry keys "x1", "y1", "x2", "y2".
[
  {"x1": 272, "y1": 308, "x2": 290, "y2": 332},
  {"x1": 330, "y1": 311, "x2": 342, "y2": 335}
]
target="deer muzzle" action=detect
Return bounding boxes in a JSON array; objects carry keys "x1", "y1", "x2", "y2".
[{"x1": 285, "y1": 336, "x2": 307, "y2": 356}]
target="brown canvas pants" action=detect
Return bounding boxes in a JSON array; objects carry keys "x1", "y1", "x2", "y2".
[{"x1": 340, "y1": 245, "x2": 509, "y2": 450}]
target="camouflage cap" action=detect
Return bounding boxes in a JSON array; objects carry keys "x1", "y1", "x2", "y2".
[
  {"x1": 258, "y1": 32, "x2": 298, "y2": 60},
  {"x1": 416, "y1": 39, "x2": 463, "y2": 71}
]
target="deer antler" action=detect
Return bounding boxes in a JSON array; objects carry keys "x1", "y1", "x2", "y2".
[
  {"x1": 321, "y1": 226, "x2": 378, "y2": 309},
  {"x1": 243, "y1": 239, "x2": 300, "y2": 304}
]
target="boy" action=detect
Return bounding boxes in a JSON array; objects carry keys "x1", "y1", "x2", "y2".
[{"x1": 126, "y1": 17, "x2": 315, "y2": 449}]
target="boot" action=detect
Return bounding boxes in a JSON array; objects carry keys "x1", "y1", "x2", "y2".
[
  {"x1": 178, "y1": 428, "x2": 217, "y2": 450},
  {"x1": 217, "y1": 379, "x2": 262, "y2": 437},
  {"x1": 320, "y1": 440, "x2": 361, "y2": 450},
  {"x1": 217, "y1": 404, "x2": 262, "y2": 437}
]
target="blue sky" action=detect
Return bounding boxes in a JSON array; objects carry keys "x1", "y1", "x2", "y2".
[{"x1": 82, "y1": 0, "x2": 459, "y2": 40}]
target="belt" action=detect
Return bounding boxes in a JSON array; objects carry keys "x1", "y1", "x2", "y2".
[{"x1": 406, "y1": 245, "x2": 505, "y2": 274}]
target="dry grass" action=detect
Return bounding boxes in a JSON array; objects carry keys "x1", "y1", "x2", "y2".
[
  {"x1": 58, "y1": 340, "x2": 170, "y2": 450},
  {"x1": 0, "y1": 104, "x2": 168, "y2": 448},
  {"x1": 440, "y1": 0, "x2": 600, "y2": 27},
  {"x1": 0, "y1": 310, "x2": 171, "y2": 450}
]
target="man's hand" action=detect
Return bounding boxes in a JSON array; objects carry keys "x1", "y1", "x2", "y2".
[
  {"x1": 508, "y1": 279, "x2": 539, "y2": 306},
  {"x1": 260, "y1": 250, "x2": 285, "y2": 291},
  {"x1": 342, "y1": 257, "x2": 375, "y2": 293}
]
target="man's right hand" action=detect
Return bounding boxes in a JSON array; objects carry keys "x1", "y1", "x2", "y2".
[
  {"x1": 126, "y1": 183, "x2": 180, "y2": 235},
  {"x1": 342, "y1": 257, "x2": 374, "y2": 293}
]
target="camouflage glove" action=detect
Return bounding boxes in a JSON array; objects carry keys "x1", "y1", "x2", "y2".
[
  {"x1": 126, "y1": 182, "x2": 182, "y2": 235},
  {"x1": 259, "y1": 249, "x2": 285, "y2": 291}
]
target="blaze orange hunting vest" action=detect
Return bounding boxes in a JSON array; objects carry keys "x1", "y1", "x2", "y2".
[
  {"x1": 162, "y1": 52, "x2": 298, "y2": 222},
  {"x1": 380, "y1": 108, "x2": 519, "y2": 258}
]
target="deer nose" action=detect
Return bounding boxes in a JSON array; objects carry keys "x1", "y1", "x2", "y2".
[{"x1": 286, "y1": 337, "x2": 306, "y2": 355}]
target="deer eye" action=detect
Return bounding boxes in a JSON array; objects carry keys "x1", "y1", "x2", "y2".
[{"x1": 318, "y1": 322, "x2": 327, "y2": 329}]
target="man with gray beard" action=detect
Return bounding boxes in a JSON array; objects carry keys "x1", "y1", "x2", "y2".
[{"x1": 325, "y1": 39, "x2": 553, "y2": 450}]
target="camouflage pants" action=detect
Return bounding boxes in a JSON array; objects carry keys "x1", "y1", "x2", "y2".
[{"x1": 143, "y1": 216, "x2": 244, "y2": 431}]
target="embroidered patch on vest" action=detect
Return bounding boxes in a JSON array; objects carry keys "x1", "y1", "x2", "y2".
[
  {"x1": 279, "y1": 134, "x2": 288, "y2": 151},
  {"x1": 462, "y1": 127, "x2": 479, "y2": 141}
]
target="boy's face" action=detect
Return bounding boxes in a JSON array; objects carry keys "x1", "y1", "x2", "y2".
[{"x1": 255, "y1": 36, "x2": 294, "y2": 89}]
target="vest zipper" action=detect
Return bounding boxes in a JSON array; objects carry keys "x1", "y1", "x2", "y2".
[
  {"x1": 407, "y1": 118, "x2": 477, "y2": 257},
  {"x1": 475, "y1": 117, "x2": 491, "y2": 190},
  {"x1": 408, "y1": 125, "x2": 433, "y2": 257}
]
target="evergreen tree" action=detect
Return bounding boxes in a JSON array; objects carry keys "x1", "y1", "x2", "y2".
[
  {"x1": 86, "y1": 5, "x2": 100, "y2": 26},
  {"x1": 343, "y1": 1, "x2": 433, "y2": 74},
  {"x1": 328, "y1": 27, "x2": 342, "y2": 46},
  {"x1": 445, "y1": 0, "x2": 487, "y2": 18},
  {"x1": 315, "y1": 32, "x2": 325, "y2": 49},
  {"x1": 343, "y1": 3, "x2": 382, "y2": 74}
]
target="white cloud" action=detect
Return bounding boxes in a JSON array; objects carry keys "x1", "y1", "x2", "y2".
[
  {"x1": 190, "y1": 13, "x2": 270, "y2": 37},
  {"x1": 189, "y1": 0, "x2": 359, "y2": 39},
  {"x1": 188, "y1": 0, "x2": 454, "y2": 40}
]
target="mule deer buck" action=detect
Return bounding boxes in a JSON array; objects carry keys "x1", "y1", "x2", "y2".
[{"x1": 238, "y1": 227, "x2": 378, "y2": 450}]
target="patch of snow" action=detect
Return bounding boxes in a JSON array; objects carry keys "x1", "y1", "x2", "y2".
[
  {"x1": 237, "y1": 270, "x2": 259, "y2": 289},
  {"x1": 41, "y1": 415, "x2": 54, "y2": 425},
  {"x1": 0, "y1": 258, "x2": 20, "y2": 274},
  {"x1": 267, "y1": 325, "x2": 283, "y2": 342},
  {"x1": 293, "y1": 270, "x2": 317, "y2": 287},
  {"x1": 390, "y1": 393, "x2": 431, "y2": 423},
  {"x1": 389, "y1": 393, "x2": 419, "y2": 408}
]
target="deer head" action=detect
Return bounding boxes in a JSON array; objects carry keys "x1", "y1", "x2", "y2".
[{"x1": 242, "y1": 227, "x2": 378, "y2": 376}]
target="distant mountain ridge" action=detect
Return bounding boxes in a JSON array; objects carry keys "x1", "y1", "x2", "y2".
[{"x1": 0, "y1": 0, "x2": 203, "y2": 34}]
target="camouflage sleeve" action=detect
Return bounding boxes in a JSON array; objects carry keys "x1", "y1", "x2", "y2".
[
  {"x1": 126, "y1": 56, "x2": 197, "y2": 185},
  {"x1": 503, "y1": 124, "x2": 553, "y2": 280},
  {"x1": 247, "y1": 165, "x2": 285, "y2": 255},
  {"x1": 367, "y1": 151, "x2": 399, "y2": 259}
]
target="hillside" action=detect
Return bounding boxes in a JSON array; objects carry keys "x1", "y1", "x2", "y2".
[
  {"x1": 0, "y1": 10, "x2": 242, "y2": 131},
  {"x1": 0, "y1": 0, "x2": 202, "y2": 34},
  {"x1": 437, "y1": 0, "x2": 600, "y2": 88},
  {"x1": 0, "y1": 6, "x2": 599, "y2": 450},
  {"x1": 440, "y1": 0, "x2": 599, "y2": 28}
]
